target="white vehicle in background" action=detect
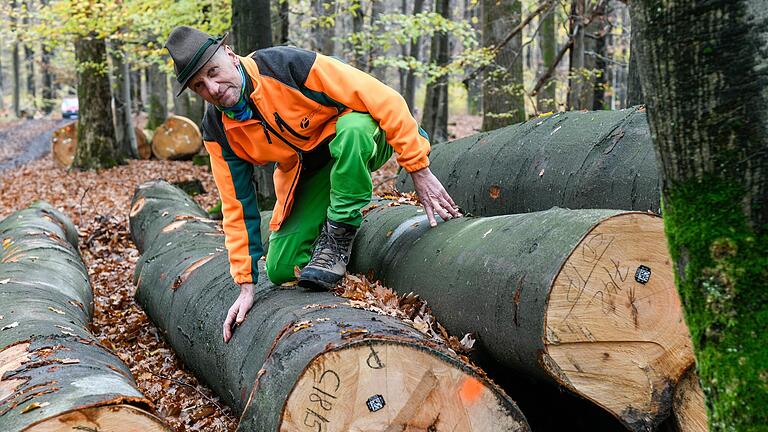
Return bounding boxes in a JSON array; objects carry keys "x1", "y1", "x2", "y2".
[{"x1": 61, "y1": 97, "x2": 78, "y2": 119}]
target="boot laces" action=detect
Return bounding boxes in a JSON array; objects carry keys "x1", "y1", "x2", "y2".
[{"x1": 308, "y1": 224, "x2": 353, "y2": 269}]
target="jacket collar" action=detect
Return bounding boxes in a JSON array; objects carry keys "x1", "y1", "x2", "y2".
[{"x1": 239, "y1": 55, "x2": 262, "y2": 104}]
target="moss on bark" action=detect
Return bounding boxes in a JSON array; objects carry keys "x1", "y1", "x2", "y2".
[{"x1": 663, "y1": 178, "x2": 768, "y2": 431}]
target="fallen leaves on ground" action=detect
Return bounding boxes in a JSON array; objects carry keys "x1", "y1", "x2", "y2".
[
  {"x1": 0, "y1": 119, "x2": 61, "y2": 163},
  {"x1": 0, "y1": 158, "x2": 235, "y2": 432}
]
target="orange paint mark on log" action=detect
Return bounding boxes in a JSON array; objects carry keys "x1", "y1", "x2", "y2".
[
  {"x1": 489, "y1": 185, "x2": 501, "y2": 200},
  {"x1": 458, "y1": 377, "x2": 483, "y2": 404},
  {"x1": 129, "y1": 198, "x2": 146, "y2": 217}
]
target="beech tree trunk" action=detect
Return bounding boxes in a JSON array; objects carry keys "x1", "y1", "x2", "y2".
[
  {"x1": 626, "y1": 4, "x2": 644, "y2": 106},
  {"x1": 278, "y1": 0, "x2": 290, "y2": 45},
  {"x1": 398, "y1": 107, "x2": 661, "y2": 216},
  {"x1": 351, "y1": 202, "x2": 698, "y2": 431},
  {"x1": 536, "y1": 3, "x2": 557, "y2": 113},
  {"x1": 232, "y1": 0, "x2": 273, "y2": 53},
  {"x1": 634, "y1": 1, "x2": 768, "y2": 429},
  {"x1": 110, "y1": 43, "x2": 137, "y2": 159},
  {"x1": 73, "y1": 35, "x2": 122, "y2": 169},
  {"x1": 11, "y1": 0, "x2": 20, "y2": 118},
  {"x1": 482, "y1": 0, "x2": 525, "y2": 130},
  {"x1": 146, "y1": 62, "x2": 168, "y2": 131},
  {"x1": 421, "y1": 0, "x2": 450, "y2": 143},
  {"x1": 404, "y1": 0, "x2": 425, "y2": 113},
  {"x1": 313, "y1": 0, "x2": 336, "y2": 55},
  {"x1": 567, "y1": 0, "x2": 586, "y2": 110},
  {"x1": 0, "y1": 202, "x2": 167, "y2": 432},
  {"x1": 129, "y1": 180, "x2": 530, "y2": 432}
]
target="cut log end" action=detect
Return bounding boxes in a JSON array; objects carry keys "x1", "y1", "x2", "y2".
[
  {"x1": 135, "y1": 127, "x2": 151, "y2": 160},
  {"x1": 281, "y1": 340, "x2": 527, "y2": 432},
  {"x1": 151, "y1": 115, "x2": 202, "y2": 160},
  {"x1": 672, "y1": 368, "x2": 708, "y2": 432},
  {"x1": 23, "y1": 404, "x2": 169, "y2": 432},
  {"x1": 544, "y1": 212, "x2": 694, "y2": 431},
  {"x1": 51, "y1": 123, "x2": 77, "y2": 168}
]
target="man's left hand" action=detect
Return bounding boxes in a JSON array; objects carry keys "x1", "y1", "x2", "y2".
[{"x1": 410, "y1": 167, "x2": 462, "y2": 227}]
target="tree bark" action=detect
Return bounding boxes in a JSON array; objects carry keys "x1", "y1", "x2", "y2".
[
  {"x1": 11, "y1": 0, "x2": 21, "y2": 118},
  {"x1": 73, "y1": 36, "x2": 121, "y2": 169},
  {"x1": 0, "y1": 202, "x2": 168, "y2": 432},
  {"x1": 626, "y1": 4, "x2": 644, "y2": 106},
  {"x1": 40, "y1": 44, "x2": 54, "y2": 114},
  {"x1": 351, "y1": 202, "x2": 697, "y2": 432},
  {"x1": 369, "y1": 0, "x2": 386, "y2": 80},
  {"x1": 232, "y1": 0, "x2": 273, "y2": 53},
  {"x1": 110, "y1": 43, "x2": 137, "y2": 159},
  {"x1": 404, "y1": 0, "x2": 425, "y2": 113},
  {"x1": 590, "y1": 5, "x2": 608, "y2": 110},
  {"x1": 312, "y1": 0, "x2": 336, "y2": 55},
  {"x1": 128, "y1": 180, "x2": 530, "y2": 432},
  {"x1": 421, "y1": 0, "x2": 450, "y2": 143},
  {"x1": 536, "y1": 3, "x2": 557, "y2": 113},
  {"x1": 567, "y1": 0, "x2": 586, "y2": 110},
  {"x1": 465, "y1": 0, "x2": 482, "y2": 115},
  {"x1": 398, "y1": 107, "x2": 661, "y2": 216},
  {"x1": 351, "y1": 0, "x2": 367, "y2": 70},
  {"x1": 278, "y1": 0, "x2": 290, "y2": 45},
  {"x1": 634, "y1": 1, "x2": 768, "y2": 429},
  {"x1": 482, "y1": 0, "x2": 525, "y2": 130},
  {"x1": 146, "y1": 62, "x2": 168, "y2": 131}
]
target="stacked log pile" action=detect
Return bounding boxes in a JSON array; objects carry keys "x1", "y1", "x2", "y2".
[
  {"x1": 129, "y1": 180, "x2": 530, "y2": 432},
  {"x1": 350, "y1": 202, "x2": 694, "y2": 431},
  {"x1": 0, "y1": 202, "x2": 168, "y2": 432},
  {"x1": 397, "y1": 107, "x2": 661, "y2": 215}
]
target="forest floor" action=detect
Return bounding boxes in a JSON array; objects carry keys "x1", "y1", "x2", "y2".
[{"x1": 0, "y1": 116, "x2": 481, "y2": 431}]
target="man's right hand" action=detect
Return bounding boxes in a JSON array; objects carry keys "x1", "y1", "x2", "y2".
[{"x1": 223, "y1": 283, "x2": 255, "y2": 343}]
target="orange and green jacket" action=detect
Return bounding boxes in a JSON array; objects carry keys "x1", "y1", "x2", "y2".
[{"x1": 201, "y1": 46, "x2": 431, "y2": 285}]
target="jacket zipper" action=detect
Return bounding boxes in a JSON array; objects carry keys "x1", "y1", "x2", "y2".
[
  {"x1": 274, "y1": 112, "x2": 310, "y2": 140},
  {"x1": 247, "y1": 101, "x2": 303, "y2": 217}
]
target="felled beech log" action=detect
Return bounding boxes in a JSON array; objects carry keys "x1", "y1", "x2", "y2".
[
  {"x1": 350, "y1": 202, "x2": 695, "y2": 431},
  {"x1": 50, "y1": 123, "x2": 77, "y2": 168},
  {"x1": 135, "y1": 127, "x2": 151, "y2": 160},
  {"x1": 129, "y1": 180, "x2": 529, "y2": 432},
  {"x1": 51, "y1": 124, "x2": 151, "y2": 167},
  {"x1": 397, "y1": 107, "x2": 661, "y2": 215},
  {"x1": 150, "y1": 115, "x2": 202, "y2": 160},
  {"x1": 671, "y1": 368, "x2": 708, "y2": 432},
  {"x1": 0, "y1": 202, "x2": 167, "y2": 432}
]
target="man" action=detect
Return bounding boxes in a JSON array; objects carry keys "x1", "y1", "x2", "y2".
[{"x1": 164, "y1": 26, "x2": 461, "y2": 343}]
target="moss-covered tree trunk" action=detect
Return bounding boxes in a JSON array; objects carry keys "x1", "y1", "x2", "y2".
[
  {"x1": 634, "y1": 1, "x2": 768, "y2": 430},
  {"x1": 482, "y1": 0, "x2": 525, "y2": 130},
  {"x1": 73, "y1": 35, "x2": 122, "y2": 170}
]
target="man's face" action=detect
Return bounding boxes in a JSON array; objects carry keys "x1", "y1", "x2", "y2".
[{"x1": 188, "y1": 46, "x2": 242, "y2": 108}]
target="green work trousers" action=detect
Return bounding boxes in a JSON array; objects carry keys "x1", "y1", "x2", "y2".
[{"x1": 265, "y1": 112, "x2": 393, "y2": 285}]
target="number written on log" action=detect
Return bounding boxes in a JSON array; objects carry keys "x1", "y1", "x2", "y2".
[{"x1": 304, "y1": 369, "x2": 340, "y2": 431}]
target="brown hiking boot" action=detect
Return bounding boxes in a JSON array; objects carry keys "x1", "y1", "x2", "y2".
[{"x1": 298, "y1": 219, "x2": 357, "y2": 290}]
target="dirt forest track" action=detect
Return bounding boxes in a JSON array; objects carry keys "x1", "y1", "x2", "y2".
[{"x1": 0, "y1": 118, "x2": 71, "y2": 171}]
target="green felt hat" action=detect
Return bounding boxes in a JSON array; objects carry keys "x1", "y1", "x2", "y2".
[{"x1": 165, "y1": 26, "x2": 229, "y2": 97}]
